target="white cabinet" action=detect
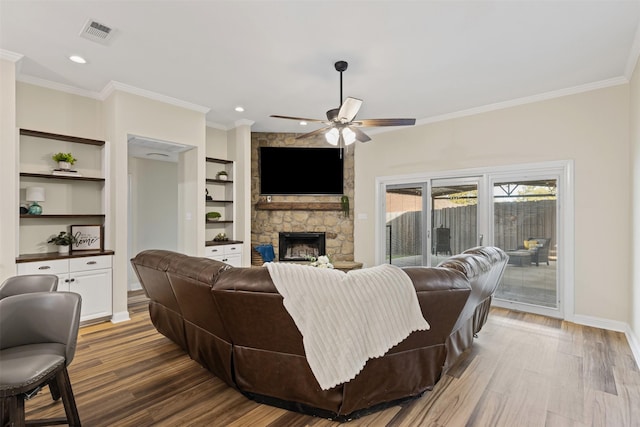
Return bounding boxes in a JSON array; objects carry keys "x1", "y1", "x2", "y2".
[
  {"x1": 17, "y1": 255, "x2": 113, "y2": 322},
  {"x1": 205, "y1": 243, "x2": 243, "y2": 267}
]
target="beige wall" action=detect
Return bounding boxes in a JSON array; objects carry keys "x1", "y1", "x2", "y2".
[
  {"x1": 16, "y1": 82, "x2": 104, "y2": 139},
  {"x1": 355, "y1": 85, "x2": 631, "y2": 323},
  {"x1": 0, "y1": 59, "x2": 18, "y2": 281},
  {"x1": 631, "y1": 57, "x2": 640, "y2": 340},
  {"x1": 103, "y1": 89, "x2": 206, "y2": 320}
]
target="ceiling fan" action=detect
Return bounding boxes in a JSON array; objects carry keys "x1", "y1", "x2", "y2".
[{"x1": 270, "y1": 60, "x2": 416, "y2": 146}]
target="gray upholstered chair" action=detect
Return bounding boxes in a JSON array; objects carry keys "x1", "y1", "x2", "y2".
[
  {"x1": 0, "y1": 292, "x2": 82, "y2": 426},
  {"x1": 0, "y1": 274, "x2": 58, "y2": 299}
]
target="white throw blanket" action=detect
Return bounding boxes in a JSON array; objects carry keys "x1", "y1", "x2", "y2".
[{"x1": 266, "y1": 262, "x2": 430, "y2": 390}]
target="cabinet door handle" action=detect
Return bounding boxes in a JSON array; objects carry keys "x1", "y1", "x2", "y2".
[
  {"x1": 69, "y1": 278, "x2": 75, "y2": 283},
  {"x1": 38, "y1": 266, "x2": 51, "y2": 270},
  {"x1": 65, "y1": 278, "x2": 70, "y2": 283},
  {"x1": 86, "y1": 261, "x2": 97, "y2": 265},
  {"x1": 229, "y1": 247, "x2": 236, "y2": 251}
]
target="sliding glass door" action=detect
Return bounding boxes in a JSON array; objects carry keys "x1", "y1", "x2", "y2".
[
  {"x1": 492, "y1": 177, "x2": 560, "y2": 313},
  {"x1": 379, "y1": 162, "x2": 569, "y2": 318},
  {"x1": 430, "y1": 178, "x2": 480, "y2": 266},
  {"x1": 385, "y1": 184, "x2": 426, "y2": 267}
]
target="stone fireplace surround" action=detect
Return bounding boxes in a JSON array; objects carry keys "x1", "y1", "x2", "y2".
[{"x1": 251, "y1": 133, "x2": 355, "y2": 262}]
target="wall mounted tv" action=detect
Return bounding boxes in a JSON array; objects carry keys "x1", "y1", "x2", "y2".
[{"x1": 259, "y1": 146, "x2": 344, "y2": 195}]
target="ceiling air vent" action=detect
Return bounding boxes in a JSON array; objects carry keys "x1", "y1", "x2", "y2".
[{"x1": 79, "y1": 19, "x2": 114, "y2": 45}]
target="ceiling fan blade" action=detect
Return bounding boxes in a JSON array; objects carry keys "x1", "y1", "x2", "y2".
[
  {"x1": 295, "y1": 125, "x2": 333, "y2": 140},
  {"x1": 354, "y1": 118, "x2": 416, "y2": 127},
  {"x1": 337, "y1": 97, "x2": 363, "y2": 122},
  {"x1": 351, "y1": 127, "x2": 372, "y2": 143},
  {"x1": 270, "y1": 114, "x2": 326, "y2": 123}
]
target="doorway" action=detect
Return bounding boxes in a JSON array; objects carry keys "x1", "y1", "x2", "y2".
[{"x1": 127, "y1": 135, "x2": 194, "y2": 290}]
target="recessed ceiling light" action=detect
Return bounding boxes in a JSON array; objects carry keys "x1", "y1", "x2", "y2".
[
  {"x1": 235, "y1": 106, "x2": 245, "y2": 112},
  {"x1": 300, "y1": 121, "x2": 308, "y2": 126},
  {"x1": 69, "y1": 55, "x2": 87, "y2": 64}
]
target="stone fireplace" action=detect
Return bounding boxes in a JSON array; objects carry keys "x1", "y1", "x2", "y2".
[
  {"x1": 251, "y1": 132, "x2": 355, "y2": 263},
  {"x1": 279, "y1": 232, "x2": 326, "y2": 261}
]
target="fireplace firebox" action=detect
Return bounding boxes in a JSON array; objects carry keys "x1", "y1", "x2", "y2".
[{"x1": 279, "y1": 232, "x2": 326, "y2": 261}]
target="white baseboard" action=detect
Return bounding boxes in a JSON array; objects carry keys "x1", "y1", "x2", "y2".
[
  {"x1": 625, "y1": 326, "x2": 640, "y2": 369},
  {"x1": 572, "y1": 314, "x2": 640, "y2": 368},
  {"x1": 110, "y1": 310, "x2": 131, "y2": 324}
]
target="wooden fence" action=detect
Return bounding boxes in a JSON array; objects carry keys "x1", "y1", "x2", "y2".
[{"x1": 386, "y1": 200, "x2": 556, "y2": 257}]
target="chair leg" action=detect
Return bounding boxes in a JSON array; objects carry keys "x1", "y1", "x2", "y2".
[
  {"x1": 55, "y1": 367, "x2": 81, "y2": 427},
  {"x1": 2, "y1": 395, "x2": 25, "y2": 427},
  {"x1": 48, "y1": 379, "x2": 61, "y2": 401}
]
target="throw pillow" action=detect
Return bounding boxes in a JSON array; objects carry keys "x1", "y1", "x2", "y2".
[{"x1": 524, "y1": 240, "x2": 538, "y2": 249}]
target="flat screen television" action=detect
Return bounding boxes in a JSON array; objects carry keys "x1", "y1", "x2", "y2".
[{"x1": 259, "y1": 147, "x2": 344, "y2": 195}]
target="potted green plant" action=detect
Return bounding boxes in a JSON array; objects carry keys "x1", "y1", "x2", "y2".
[
  {"x1": 47, "y1": 231, "x2": 78, "y2": 254},
  {"x1": 206, "y1": 211, "x2": 222, "y2": 222},
  {"x1": 52, "y1": 152, "x2": 76, "y2": 170},
  {"x1": 216, "y1": 170, "x2": 228, "y2": 180}
]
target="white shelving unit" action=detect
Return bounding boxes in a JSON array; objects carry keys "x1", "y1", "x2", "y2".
[
  {"x1": 16, "y1": 129, "x2": 113, "y2": 323},
  {"x1": 205, "y1": 157, "x2": 242, "y2": 265}
]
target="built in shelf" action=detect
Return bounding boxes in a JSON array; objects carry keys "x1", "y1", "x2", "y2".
[
  {"x1": 20, "y1": 129, "x2": 105, "y2": 146},
  {"x1": 20, "y1": 214, "x2": 105, "y2": 219},
  {"x1": 255, "y1": 202, "x2": 343, "y2": 211},
  {"x1": 16, "y1": 249, "x2": 115, "y2": 263},
  {"x1": 20, "y1": 172, "x2": 105, "y2": 182},
  {"x1": 206, "y1": 199, "x2": 233, "y2": 204},
  {"x1": 206, "y1": 157, "x2": 233, "y2": 165},
  {"x1": 206, "y1": 220, "x2": 233, "y2": 224},
  {"x1": 206, "y1": 178, "x2": 233, "y2": 184},
  {"x1": 205, "y1": 240, "x2": 243, "y2": 247}
]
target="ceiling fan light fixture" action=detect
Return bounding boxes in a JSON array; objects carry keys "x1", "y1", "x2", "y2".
[
  {"x1": 342, "y1": 127, "x2": 356, "y2": 146},
  {"x1": 325, "y1": 128, "x2": 339, "y2": 146}
]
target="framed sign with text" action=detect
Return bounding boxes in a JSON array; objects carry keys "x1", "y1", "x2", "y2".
[{"x1": 71, "y1": 225, "x2": 103, "y2": 251}]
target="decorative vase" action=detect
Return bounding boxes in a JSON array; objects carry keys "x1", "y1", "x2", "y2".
[
  {"x1": 58, "y1": 161, "x2": 71, "y2": 170},
  {"x1": 58, "y1": 245, "x2": 70, "y2": 255}
]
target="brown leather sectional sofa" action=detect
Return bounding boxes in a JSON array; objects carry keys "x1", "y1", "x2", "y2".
[{"x1": 130, "y1": 246, "x2": 508, "y2": 421}]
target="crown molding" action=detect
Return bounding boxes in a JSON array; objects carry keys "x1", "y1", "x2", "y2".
[
  {"x1": 0, "y1": 49, "x2": 24, "y2": 63},
  {"x1": 411, "y1": 77, "x2": 629, "y2": 128},
  {"x1": 17, "y1": 74, "x2": 102, "y2": 99},
  {"x1": 100, "y1": 80, "x2": 210, "y2": 114},
  {"x1": 234, "y1": 119, "x2": 255, "y2": 127},
  {"x1": 206, "y1": 121, "x2": 229, "y2": 131}
]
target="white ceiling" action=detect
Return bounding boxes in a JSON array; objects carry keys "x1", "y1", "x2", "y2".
[{"x1": 2, "y1": 0, "x2": 640, "y2": 137}]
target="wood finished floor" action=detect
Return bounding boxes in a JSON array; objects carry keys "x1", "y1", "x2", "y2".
[{"x1": 24, "y1": 294, "x2": 640, "y2": 426}]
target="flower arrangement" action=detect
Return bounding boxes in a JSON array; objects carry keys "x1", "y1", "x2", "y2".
[{"x1": 307, "y1": 255, "x2": 334, "y2": 269}]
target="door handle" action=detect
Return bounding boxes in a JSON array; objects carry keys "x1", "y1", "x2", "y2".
[{"x1": 479, "y1": 234, "x2": 484, "y2": 245}]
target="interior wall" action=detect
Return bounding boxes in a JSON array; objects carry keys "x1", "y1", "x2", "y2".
[
  {"x1": 630, "y1": 57, "x2": 640, "y2": 344},
  {"x1": 0, "y1": 58, "x2": 18, "y2": 282},
  {"x1": 127, "y1": 156, "x2": 178, "y2": 289},
  {"x1": 354, "y1": 85, "x2": 631, "y2": 323},
  {"x1": 102, "y1": 89, "x2": 206, "y2": 321}
]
